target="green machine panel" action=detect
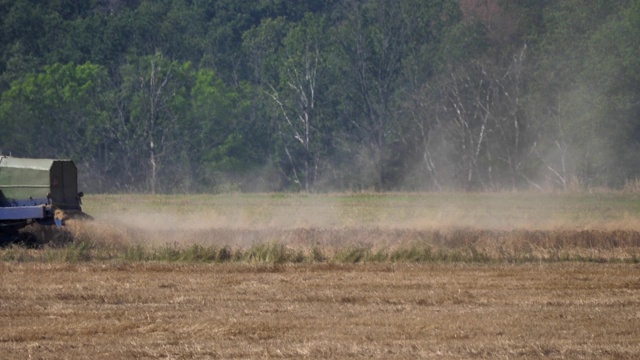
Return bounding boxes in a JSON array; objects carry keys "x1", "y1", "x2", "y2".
[{"x1": 0, "y1": 156, "x2": 80, "y2": 210}]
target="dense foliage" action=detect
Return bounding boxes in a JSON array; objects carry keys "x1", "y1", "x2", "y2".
[{"x1": 1, "y1": 0, "x2": 639, "y2": 192}]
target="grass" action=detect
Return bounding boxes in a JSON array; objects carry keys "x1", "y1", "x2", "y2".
[
  {"x1": 2, "y1": 227, "x2": 639, "y2": 264},
  {"x1": 3, "y1": 192, "x2": 640, "y2": 264}
]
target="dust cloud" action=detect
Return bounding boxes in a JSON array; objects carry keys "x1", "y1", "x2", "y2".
[{"x1": 75, "y1": 193, "x2": 640, "y2": 250}]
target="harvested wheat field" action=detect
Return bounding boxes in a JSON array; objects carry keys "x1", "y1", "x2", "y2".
[
  {"x1": 1, "y1": 193, "x2": 640, "y2": 359},
  {"x1": 1, "y1": 263, "x2": 639, "y2": 359}
]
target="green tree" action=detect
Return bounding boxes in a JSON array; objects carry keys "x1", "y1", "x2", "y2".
[
  {"x1": 111, "y1": 53, "x2": 194, "y2": 193},
  {"x1": 329, "y1": 0, "x2": 460, "y2": 190},
  {"x1": 245, "y1": 14, "x2": 331, "y2": 191},
  {"x1": 532, "y1": 0, "x2": 637, "y2": 188},
  {"x1": 583, "y1": 0, "x2": 640, "y2": 185},
  {"x1": 186, "y1": 68, "x2": 259, "y2": 191},
  {"x1": 0, "y1": 62, "x2": 110, "y2": 185},
  {"x1": 0, "y1": 61, "x2": 108, "y2": 156}
]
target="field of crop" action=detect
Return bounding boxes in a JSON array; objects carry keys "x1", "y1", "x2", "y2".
[
  {"x1": 1, "y1": 192, "x2": 640, "y2": 358},
  {"x1": 5, "y1": 192, "x2": 640, "y2": 263}
]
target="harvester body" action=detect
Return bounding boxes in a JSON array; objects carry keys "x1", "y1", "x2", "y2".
[{"x1": 0, "y1": 156, "x2": 86, "y2": 239}]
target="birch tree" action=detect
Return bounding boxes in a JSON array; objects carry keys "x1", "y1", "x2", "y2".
[
  {"x1": 244, "y1": 14, "x2": 328, "y2": 191},
  {"x1": 111, "y1": 53, "x2": 192, "y2": 193}
]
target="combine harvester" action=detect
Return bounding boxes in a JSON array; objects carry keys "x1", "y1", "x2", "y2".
[{"x1": 0, "y1": 156, "x2": 90, "y2": 244}]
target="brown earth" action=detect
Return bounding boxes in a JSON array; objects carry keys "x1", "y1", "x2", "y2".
[{"x1": 1, "y1": 262, "x2": 639, "y2": 359}]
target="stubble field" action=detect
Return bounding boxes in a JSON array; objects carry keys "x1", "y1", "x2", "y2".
[{"x1": 1, "y1": 192, "x2": 640, "y2": 358}]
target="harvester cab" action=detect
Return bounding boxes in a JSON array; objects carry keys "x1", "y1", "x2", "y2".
[{"x1": 0, "y1": 156, "x2": 90, "y2": 242}]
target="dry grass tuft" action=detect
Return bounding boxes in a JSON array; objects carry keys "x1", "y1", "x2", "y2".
[{"x1": 4, "y1": 225, "x2": 640, "y2": 264}]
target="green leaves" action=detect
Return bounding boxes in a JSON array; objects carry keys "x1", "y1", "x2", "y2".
[
  {"x1": 0, "y1": 62, "x2": 108, "y2": 158},
  {"x1": 1, "y1": 1, "x2": 640, "y2": 192}
]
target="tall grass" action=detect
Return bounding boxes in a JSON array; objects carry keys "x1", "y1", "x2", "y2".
[
  {"x1": 3, "y1": 192, "x2": 640, "y2": 264},
  {"x1": 2, "y1": 227, "x2": 639, "y2": 264}
]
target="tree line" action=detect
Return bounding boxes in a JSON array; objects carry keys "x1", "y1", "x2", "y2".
[{"x1": 1, "y1": 0, "x2": 639, "y2": 193}]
